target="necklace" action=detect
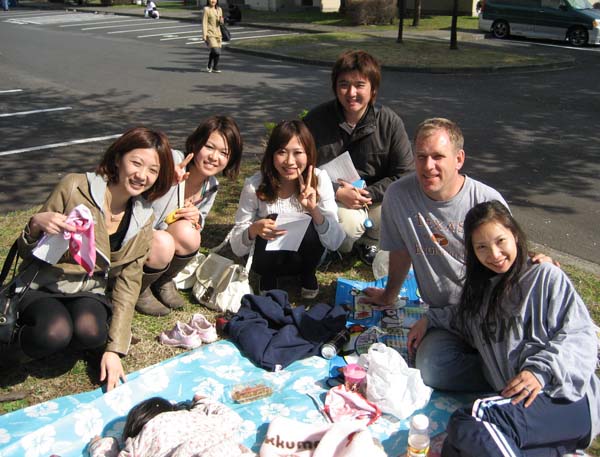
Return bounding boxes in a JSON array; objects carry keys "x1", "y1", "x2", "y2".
[
  {"x1": 105, "y1": 191, "x2": 126, "y2": 223},
  {"x1": 109, "y1": 212, "x2": 124, "y2": 222},
  {"x1": 189, "y1": 180, "x2": 208, "y2": 206}
]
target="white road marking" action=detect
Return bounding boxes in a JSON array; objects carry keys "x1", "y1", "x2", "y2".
[
  {"x1": 159, "y1": 32, "x2": 202, "y2": 41},
  {"x1": 0, "y1": 107, "x2": 72, "y2": 118},
  {"x1": 156, "y1": 27, "x2": 258, "y2": 40},
  {"x1": 506, "y1": 40, "x2": 600, "y2": 52},
  {"x1": 185, "y1": 31, "x2": 298, "y2": 44},
  {"x1": 0, "y1": 134, "x2": 121, "y2": 157},
  {"x1": 0, "y1": 89, "x2": 23, "y2": 94},
  {"x1": 108, "y1": 23, "x2": 198, "y2": 34},
  {"x1": 60, "y1": 17, "x2": 140, "y2": 27},
  {"x1": 1, "y1": 11, "x2": 63, "y2": 18},
  {"x1": 6, "y1": 18, "x2": 41, "y2": 24},
  {"x1": 6, "y1": 13, "x2": 102, "y2": 25},
  {"x1": 139, "y1": 29, "x2": 199, "y2": 38},
  {"x1": 82, "y1": 19, "x2": 150, "y2": 30}
]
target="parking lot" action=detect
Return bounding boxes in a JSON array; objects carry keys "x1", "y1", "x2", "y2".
[
  {"x1": 2, "y1": 9, "x2": 299, "y2": 46},
  {"x1": 1, "y1": 7, "x2": 600, "y2": 263}
]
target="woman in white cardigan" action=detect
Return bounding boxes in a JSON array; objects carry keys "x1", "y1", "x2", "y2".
[{"x1": 231, "y1": 120, "x2": 344, "y2": 299}]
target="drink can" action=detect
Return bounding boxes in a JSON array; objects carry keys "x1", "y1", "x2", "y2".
[{"x1": 321, "y1": 328, "x2": 350, "y2": 359}]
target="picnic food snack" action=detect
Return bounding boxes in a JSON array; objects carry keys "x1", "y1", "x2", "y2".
[{"x1": 231, "y1": 383, "x2": 273, "y2": 403}]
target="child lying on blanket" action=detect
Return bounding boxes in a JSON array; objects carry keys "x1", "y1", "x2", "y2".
[{"x1": 88, "y1": 394, "x2": 254, "y2": 457}]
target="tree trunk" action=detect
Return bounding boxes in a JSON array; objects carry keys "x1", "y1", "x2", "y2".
[
  {"x1": 450, "y1": 0, "x2": 459, "y2": 49},
  {"x1": 397, "y1": 0, "x2": 405, "y2": 43},
  {"x1": 412, "y1": 0, "x2": 421, "y2": 27}
]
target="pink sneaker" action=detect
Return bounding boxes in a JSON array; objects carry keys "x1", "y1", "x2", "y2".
[
  {"x1": 188, "y1": 313, "x2": 218, "y2": 343},
  {"x1": 159, "y1": 322, "x2": 202, "y2": 349}
]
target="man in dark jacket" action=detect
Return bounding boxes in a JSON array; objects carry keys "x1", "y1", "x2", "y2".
[{"x1": 304, "y1": 50, "x2": 413, "y2": 265}]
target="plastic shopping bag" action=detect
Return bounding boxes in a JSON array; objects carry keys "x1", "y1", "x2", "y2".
[{"x1": 358, "y1": 343, "x2": 432, "y2": 419}]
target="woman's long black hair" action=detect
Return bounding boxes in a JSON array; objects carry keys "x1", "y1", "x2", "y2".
[
  {"x1": 457, "y1": 200, "x2": 529, "y2": 329},
  {"x1": 122, "y1": 396, "x2": 192, "y2": 440}
]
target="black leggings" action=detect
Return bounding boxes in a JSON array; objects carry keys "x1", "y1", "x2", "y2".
[
  {"x1": 251, "y1": 221, "x2": 325, "y2": 280},
  {"x1": 208, "y1": 47, "x2": 221, "y2": 70},
  {"x1": 19, "y1": 296, "x2": 109, "y2": 359}
]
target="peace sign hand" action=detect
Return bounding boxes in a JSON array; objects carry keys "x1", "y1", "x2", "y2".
[
  {"x1": 298, "y1": 166, "x2": 317, "y2": 211},
  {"x1": 174, "y1": 153, "x2": 194, "y2": 184}
]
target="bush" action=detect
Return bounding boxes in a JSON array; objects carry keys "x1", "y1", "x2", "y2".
[
  {"x1": 100, "y1": 0, "x2": 132, "y2": 5},
  {"x1": 345, "y1": 0, "x2": 396, "y2": 25}
]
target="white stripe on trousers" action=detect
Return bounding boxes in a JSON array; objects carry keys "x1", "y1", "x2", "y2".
[{"x1": 472, "y1": 396, "x2": 518, "y2": 457}]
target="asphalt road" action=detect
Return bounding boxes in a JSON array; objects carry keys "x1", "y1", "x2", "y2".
[{"x1": 1, "y1": 9, "x2": 599, "y2": 265}]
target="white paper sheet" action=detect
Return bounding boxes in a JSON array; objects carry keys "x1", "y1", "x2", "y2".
[
  {"x1": 266, "y1": 212, "x2": 312, "y2": 252},
  {"x1": 318, "y1": 151, "x2": 361, "y2": 184},
  {"x1": 32, "y1": 233, "x2": 69, "y2": 264}
]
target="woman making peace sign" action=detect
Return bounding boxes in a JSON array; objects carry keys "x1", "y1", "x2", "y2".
[
  {"x1": 231, "y1": 120, "x2": 344, "y2": 299},
  {"x1": 135, "y1": 116, "x2": 243, "y2": 316}
]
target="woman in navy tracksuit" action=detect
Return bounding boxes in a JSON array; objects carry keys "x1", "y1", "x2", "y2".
[{"x1": 410, "y1": 200, "x2": 599, "y2": 456}]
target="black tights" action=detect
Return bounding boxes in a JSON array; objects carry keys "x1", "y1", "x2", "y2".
[
  {"x1": 208, "y1": 47, "x2": 221, "y2": 70},
  {"x1": 19, "y1": 296, "x2": 108, "y2": 359},
  {"x1": 251, "y1": 221, "x2": 325, "y2": 284}
]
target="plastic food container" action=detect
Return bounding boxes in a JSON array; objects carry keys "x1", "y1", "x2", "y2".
[{"x1": 230, "y1": 381, "x2": 274, "y2": 404}]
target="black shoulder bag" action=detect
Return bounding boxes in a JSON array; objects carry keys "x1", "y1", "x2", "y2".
[{"x1": 0, "y1": 241, "x2": 39, "y2": 344}]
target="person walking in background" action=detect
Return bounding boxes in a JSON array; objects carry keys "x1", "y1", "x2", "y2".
[
  {"x1": 2, "y1": 0, "x2": 9, "y2": 12},
  {"x1": 136, "y1": 116, "x2": 243, "y2": 316},
  {"x1": 7, "y1": 127, "x2": 175, "y2": 391},
  {"x1": 230, "y1": 120, "x2": 344, "y2": 298},
  {"x1": 303, "y1": 50, "x2": 413, "y2": 266},
  {"x1": 202, "y1": 0, "x2": 224, "y2": 73},
  {"x1": 411, "y1": 201, "x2": 599, "y2": 456}
]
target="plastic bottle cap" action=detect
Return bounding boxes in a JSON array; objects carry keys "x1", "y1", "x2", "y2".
[{"x1": 411, "y1": 414, "x2": 429, "y2": 430}]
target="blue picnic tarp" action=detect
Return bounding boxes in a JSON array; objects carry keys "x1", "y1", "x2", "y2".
[{"x1": 0, "y1": 339, "x2": 472, "y2": 457}]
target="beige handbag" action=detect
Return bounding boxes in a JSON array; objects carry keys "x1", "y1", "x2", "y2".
[{"x1": 192, "y1": 229, "x2": 254, "y2": 314}]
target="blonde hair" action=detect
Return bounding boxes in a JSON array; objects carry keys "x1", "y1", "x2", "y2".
[{"x1": 414, "y1": 118, "x2": 464, "y2": 152}]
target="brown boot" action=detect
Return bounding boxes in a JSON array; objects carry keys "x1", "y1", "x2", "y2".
[
  {"x1": 135, "y1": 268, "x2": 171, "y2": 316},
  {"x1": 152, "y1": 253, "x2": 194, "y2": 310}
]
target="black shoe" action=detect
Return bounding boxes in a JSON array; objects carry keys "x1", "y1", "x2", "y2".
[
  {"x1": 317, "y1": 249, "x2": 342, "y2": 272},
  {"x1": 357, "y1": 244, "x2": 378, "y2": 266}
]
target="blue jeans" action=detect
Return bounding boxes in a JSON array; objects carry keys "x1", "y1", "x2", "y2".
[
  {"x1": 415, "y1": 328, "x2": 492, "y2": 392},
  {"x1": 1, "y1": 0, "x2": 9, "y2": 11}
]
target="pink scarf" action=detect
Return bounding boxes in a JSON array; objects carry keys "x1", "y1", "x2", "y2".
[{"x1": 64, "y1": 204, "x2": 96, "y2": 276}]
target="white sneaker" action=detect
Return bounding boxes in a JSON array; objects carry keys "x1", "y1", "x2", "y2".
[
  {"x1": 206, "y1": 67, "x2": 212, "y2": 73},
  {"x1": 301, "y1": 287, "x2": 319, "y2": 300},
  {"x1": 212, "y1": 68, "x2": 222, "y2": 73}
]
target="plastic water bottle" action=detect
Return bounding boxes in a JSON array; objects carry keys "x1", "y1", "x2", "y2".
[{"x1": 407, "y1": 414, "x2": 430, "y2": 456}]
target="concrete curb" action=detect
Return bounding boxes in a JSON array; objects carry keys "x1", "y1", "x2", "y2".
[
  {"x1": 529, "y1": 242, "x2": 600, "y2": 276},
  {"x1": 225, "y1": 45, "x2": 574, "y2": 74}
]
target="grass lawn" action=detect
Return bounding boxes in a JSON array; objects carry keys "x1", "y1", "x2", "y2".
[
  {"x1": 230, "y1": 31, "x2": 560, "y2": 70},
  {"x1": 96, "y1": 3, "x2": 480, "y2": 31},
  {"x1": 1, "y1": 159, "x2": 598, "y2": 454}
]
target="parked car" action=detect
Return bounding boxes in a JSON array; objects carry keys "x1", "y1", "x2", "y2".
[{"x1": 478, "y1": 0, "x2": 600, "y2": 46}]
